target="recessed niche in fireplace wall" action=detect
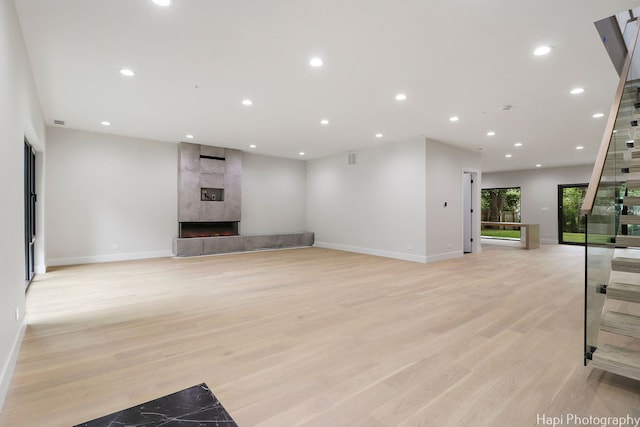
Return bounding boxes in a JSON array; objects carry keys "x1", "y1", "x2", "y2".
[{"x1": 201, "y1": 188, "x2": 224, "y2": 201}]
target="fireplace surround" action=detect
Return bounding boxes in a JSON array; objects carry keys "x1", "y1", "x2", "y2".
[{"x1": 174, "y1": 142, "x2": 314, "y2": 256}]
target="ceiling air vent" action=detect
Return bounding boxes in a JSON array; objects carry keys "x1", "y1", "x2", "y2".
[
  {"x1": 53, "y1": 119, "x2": 65, "y2": 125},
  {"x1": 347, "y1": 152, "x2": 356, "y2": 165}
]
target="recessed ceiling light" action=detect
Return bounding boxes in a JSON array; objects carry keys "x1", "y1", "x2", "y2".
[
  {"x1": 375, "y1": 133, "x2": 383, "y2": 138},
  {"x1": 505, "y1": 154, "x2": 512, "y2": 158},
  {"x1": 486, "y1": 131, "x2": 496, "y2": 136},
  {"x1": 152, "y1": 0, "x2": 171, "y2": 5},
  {"x1": 533, "y1": 46, "x2": 552, "y2": 56},
  {"x1": 536, "y1": 164, "x2": 542, "y2": 168},
  {"x1": 576, "y1": 146, "x2": 584, "y2": 150},
  {"x1": 299, "y1": 152, "x2": 305, "y2": 156},
  {"x1": 120, "y1": 68, "x2": 135, "y2": 77},
  {"x1": 320, "y1": 119, "x2": 329, "y2": 125},
  {"x1": 592, "y1": 113, "x2": 604, "y2": 118},
  {"x1": 449, "y1": 116, "x2": 460, "y2": 122},
  {"x1": 242, "y1": 99, "x2": 253, "y2": 106},
  {"x1": 570, "y1": 87, "x2": 585, "y2": 95},
  {"x1": 514, "y1": 142, "x2": 523, "y2": 147},
  {"x1": 185, "y1": 134, "x2": 194, "y2": 139},
  {"x1": 395, "y1": 93, "x2": 407, "y2": 101},
  {"x1": 309, "y1": 57, "x2": 324, "y2": 67},
  {"x1": 249, "y1": 144, "x2": 256, "y2": 148},
  {"x1": 100, "y1": 121, "x2": 111, "y2": 126}
]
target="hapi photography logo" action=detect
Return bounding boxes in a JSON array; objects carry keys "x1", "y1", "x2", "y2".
[{"x1": 537, "y1": 414, "x2": 640, "y2": 427}]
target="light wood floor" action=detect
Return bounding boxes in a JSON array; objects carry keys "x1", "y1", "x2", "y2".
[{"x1": 1, "y1": 245, "x2": 640, "y2": 426}]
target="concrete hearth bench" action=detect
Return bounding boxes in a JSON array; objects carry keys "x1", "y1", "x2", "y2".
[{"x1": 173, "y1": 232, "x2": 314, "y2": 257}]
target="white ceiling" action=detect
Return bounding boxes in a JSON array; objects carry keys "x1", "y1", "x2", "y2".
[{"x1": 14, "y1": 0, "x2": 640, "y2": 172}]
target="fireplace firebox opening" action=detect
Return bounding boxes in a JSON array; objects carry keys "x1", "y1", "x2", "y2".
[{"x1": 179, "y1": 222, "x2": 239, "y2": 238}]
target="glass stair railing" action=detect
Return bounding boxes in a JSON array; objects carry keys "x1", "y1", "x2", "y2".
[{"x1": 582, "y1": 18, "x2": 640, "y2": 378}]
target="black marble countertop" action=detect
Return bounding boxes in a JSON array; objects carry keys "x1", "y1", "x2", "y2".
[{"x1": 73, "y1": 382, "x2": 238, "y2": 426}]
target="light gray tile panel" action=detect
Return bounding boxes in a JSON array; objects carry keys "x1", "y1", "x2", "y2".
[
  {"x1": 179, "y1": 170, "x2": 200, "y2": 221},
  {"x1": 200, "y1": 173, "x2": 224, "y2": 189},
  {"x1": 175, "y1": 238, "x2": 204, "y2": 257},
  {"x1": 200, "y1": 158, "x2": 226, "y2": 174},
  {"x1": 199, "y1": 201, "x2": 226, "y2": 221},
  {"x1": 200, "y1": 145, "x2": 226, "y2": 158},
  {"x1": 179, "y1": 142, "x2": 200, "y2": 173}
]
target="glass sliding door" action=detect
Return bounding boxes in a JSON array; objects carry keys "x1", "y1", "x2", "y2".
[
  {"x1": 24, "y1": 139, "x2": 36, "y2": 288},
  {"x1": 558, "y1": 184, "x2": 588, "y2": 245}
]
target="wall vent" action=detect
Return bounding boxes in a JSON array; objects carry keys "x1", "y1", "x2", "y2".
[
  {"x1": 53, "y1": 119, "x2": 65, "y2": 125},
  {"x1": 347, "y1": 152, "x2": 356, "y2": 165}
]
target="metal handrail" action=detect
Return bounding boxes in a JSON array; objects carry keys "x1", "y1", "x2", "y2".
[{"x1": 581, "y1": 19, "x2": 640, "y2": 215}]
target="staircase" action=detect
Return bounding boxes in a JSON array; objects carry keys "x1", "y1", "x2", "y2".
[
  {"x1": 587, "y1": 110, "x2": 640, "y2": 380},
  {"x1": 582, "y1": 17, "x2": 640, "y2": 381},
  {"x1": 592, "y1": 253, "x2": 640, "y2": 380}
]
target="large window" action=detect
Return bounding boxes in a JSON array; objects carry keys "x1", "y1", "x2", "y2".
[{"x1": 481, "y1": 187, "x2": 521, "y2": 239}]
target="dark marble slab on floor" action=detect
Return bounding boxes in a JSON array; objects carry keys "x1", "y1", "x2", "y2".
[{"x1": 73, "y1": 382, "x2": 238, "y2": 426}]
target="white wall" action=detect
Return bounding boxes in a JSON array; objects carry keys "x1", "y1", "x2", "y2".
[
  {"x1": 482, "y1": 164, "x2": 593, "y2": 244},
  {"x1": 0, "y1": 0, "x2": 45, "y2": 409},
  {"x1": 45, "y1": 127, "x2": 178, "y2": 265},
  {"x1": 425, "y1": 139, "x2": 482, "y2": 261},
  {"x1": 307, "y1": 140, "x2": 427, "y2": 262},
  {"x1": 241, "y1": 152, "x2": 307, "y2": 235},
  {"x1": 45, "y1": 131, "x2": 310, "y2": 264}
]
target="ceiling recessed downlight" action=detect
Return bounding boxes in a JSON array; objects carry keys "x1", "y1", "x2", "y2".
[
  {"x1": 486, "y1": 131, "x2": 495, "y2": 136},
  {"x1": 309, "y1": 57, "x2": 324, "y2": 67},
  {"x1": 514, "y1": 142, "x2": 523, "y2": 147},
  {"x1": 320, "y1": 119, "x2": 329, "y2": 125},
  {"x1": 592, "y1": 113, "x2": 604, "y2": 118},
  {"x1": 570, "y1": 87, "x2": 585, "y2": 95},
  {"x1": 152, "y1": 0, "x2": 171, "y2": 5},
  {"x1": 120, "y1": 68, "x2": 135, "y2": 77},
  {"x1": 536, "y1": 164, "x2": 542, "y2": 168},
  {"x1": 395, "y1": 93, "x2": 407, "y2": 101},
  {"x1": 533, "y1": 46, "x2": 552, "y2": 56},
  {"x1": 249, "y1": 144, "x2": 256, "y2": 148},
  {"x1": 242, "y1": 99, "x2": 253, "y2": 106},
  {"x1": 185, "y1": 134, "x2": 194, "y2": 139},
  {"x1": 100, "y1": 121, "x2": 111, "y2": 126},
  {"x1": 299, "y1": 152, "x2": 305, "y2": 156},
  {"x1": 505, "y1": 154, "x2": 512, "y2": 158},
  {"x1": 576, "y1": 146, "x2": 584, "y2": 150},
  {"x1": 449, "y1": 116, "x2": 460, "y2": 122},
  {"x1": 375, "y1": 133, "x2": 383, "y2": 138}
]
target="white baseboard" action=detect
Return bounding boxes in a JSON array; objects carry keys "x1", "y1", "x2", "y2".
[
  {"x1": 0, "y1": 317, "x2": 27, "y2": 412},
  {"x1": 425, "y1": 250, "x2": 463, "y2": 263},
  {"x1": 47, "y1": 250, "x2": 174, "y2": 267},
  {"x1": 35, "y1": 264, "x2": 47, "y2": 274},
  {"x1": 314, "y1": 242, "x2": 428, "y2": 263}
]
